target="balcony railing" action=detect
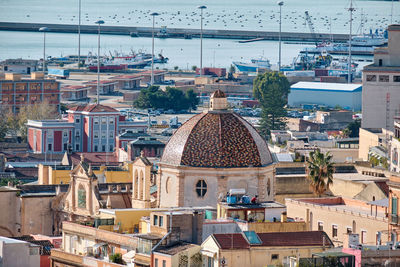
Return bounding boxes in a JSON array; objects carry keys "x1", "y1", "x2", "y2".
[{"x1": 391, "y1": 214, "x2": 398, "y2": 225}]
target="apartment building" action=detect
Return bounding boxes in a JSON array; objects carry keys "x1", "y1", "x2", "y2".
[{"x1": 0, "y1": 72, "x2": 60, "y2": 113}]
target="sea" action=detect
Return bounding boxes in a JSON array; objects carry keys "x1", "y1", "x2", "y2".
[{"x1": 0, "y1": 0, "x2": 398, "y2": 69}]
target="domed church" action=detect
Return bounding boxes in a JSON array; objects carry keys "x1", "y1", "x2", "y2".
[{"x1": 157, "y1": 90, "x2": 275, "y2": 207}]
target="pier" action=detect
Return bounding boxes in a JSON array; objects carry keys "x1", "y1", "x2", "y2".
[{"x1": 0, "y1": 21, "x2": 350, "y2": 43}]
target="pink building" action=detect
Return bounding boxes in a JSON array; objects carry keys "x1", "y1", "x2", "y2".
[
  {"x1": 85, "y1": 80, "x2": 118, "y2": 95},
  {"x1": 27, "y1": 104, "x2": 148, "y2": 154}
]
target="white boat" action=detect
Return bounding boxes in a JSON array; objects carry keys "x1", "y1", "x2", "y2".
[{"x1": 350, "y1": 35, "x2": 387, "y2": 47}]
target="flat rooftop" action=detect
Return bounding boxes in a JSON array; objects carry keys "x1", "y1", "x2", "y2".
[
  {"x1": 291, "y1": 82, "x2": 362, "y2": 92},
  {"x1": 219, "y1": 201, "x2": 285, "y2": 209}
]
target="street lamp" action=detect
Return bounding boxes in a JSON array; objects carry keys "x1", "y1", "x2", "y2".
[
  {"x1": 78, "y1": 0, "x2": 81, "y2": 69},
  {"x1": 277, "y1": 1, "x2": 284, "y2": 72},
  {"x1": 198, "y1": 5, "x2": 207, "y2": 77},
  {"x1": 39, "y1": 27, "x2": 49, "y2": 73},
  {"x1": 95, "y1": 20, "x2": 104, "y2": 105},
  {"x1": 150, "y1": 12, "x2": 160, "y2": 86}
]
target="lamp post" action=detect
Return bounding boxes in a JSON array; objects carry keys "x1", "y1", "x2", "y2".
[
  {"x1": 150, "y1": 12, "x2": 160, "y2": 86},
  {"x1": 78, "y1": 0, "x2": 81, "y2": 69},
  {"x1": 277, "y1": 1, "x2": 284, "y2": 72},
  {"x1": 198, "y1": 5, "x2": 207, "y2": 77},
  {"x1": 95, "y1": 20, "x2": 104, "y2": 105},
  {"x1": 39, "y1": 27, "x2": 49, "y2": 73}
]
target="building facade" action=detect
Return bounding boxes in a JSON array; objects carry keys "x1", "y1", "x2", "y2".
[
  {"x1": 60, "y1": 85, "x2": 89, "y2": 101},
  {"x1": 0, "y1": 72, "x2": 60, "y2": 113},
  {"x1": 27, "y1": 104, "x2": 147, "y2": 154},
  {"x1": 362, "y1": 24, "x2": 400, "y2": 131}
]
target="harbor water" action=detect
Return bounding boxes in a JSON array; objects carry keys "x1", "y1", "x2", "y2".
[{"x1": 0, "y1": 0, "x2": 398, "y2": 69}]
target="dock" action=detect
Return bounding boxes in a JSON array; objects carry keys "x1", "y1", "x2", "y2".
[{"x1": 0, "y1": 21, "x2": 350, "y2": 43}]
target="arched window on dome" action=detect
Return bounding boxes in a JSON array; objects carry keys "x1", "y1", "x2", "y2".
[{"x1": 196, "y1": 180, "x2": 207, "y2": 198}]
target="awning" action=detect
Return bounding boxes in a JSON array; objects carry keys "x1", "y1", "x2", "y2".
[
  {"x1": 122, "y1": 250, "x2": 136, "y2": 261},
  {"x1": 368, "y1": 198, "x2": 389, "y2": 208},
  {"x1": 92, "y1": 242, "x2": 107, "y2": 250},
  {"x1": 201, "y1": 249, "x2": 216, "y2": 258}
]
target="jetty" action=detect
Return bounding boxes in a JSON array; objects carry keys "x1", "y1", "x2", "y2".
[{"x1": 0, "y1": 21, "x2": 350, "y2": 43}]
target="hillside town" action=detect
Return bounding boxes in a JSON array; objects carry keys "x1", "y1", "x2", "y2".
[{"x1": 2, "y1": 0, "x2": 400, "y2": 266}]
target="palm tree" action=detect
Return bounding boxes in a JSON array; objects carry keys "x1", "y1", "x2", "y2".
[{"x1": 306, "y1": 149, "x2": 334, "y2": 197}]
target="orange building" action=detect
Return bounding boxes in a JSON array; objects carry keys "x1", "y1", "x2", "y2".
[{"x1": 0, "y1": 72, "x2": 60, "y2": 113}]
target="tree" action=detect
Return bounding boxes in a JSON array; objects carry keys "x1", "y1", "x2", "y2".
[
  {"x1": 191, "y1": 65, "x2": 197, "y2": 71},
  {"x1": 306, "y1": 149, "x2": 334, "y2": 197},
  {"x1": 345, "y1": 119, "x2": 361, "y2": 138},
  {"x1": 17, "y1": 100, "x2": 59, "y2": 141},
  {"x1": 253, "y1": 71, "x2": 290, "y2": 135},
  {"x1": 109, "y1": 253, "x2": 123, "y2": 264},
  {"x1": 133, "y1": 86, "x2": 198, "y2": 111}
]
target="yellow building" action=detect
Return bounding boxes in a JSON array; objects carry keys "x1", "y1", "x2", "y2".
[
  {"x1": 201, "y1": 231, "x2": 333, "y2": 267},
  {"x1": 38, "y1": 162, "x2": 133, "y2": 185},
  {"x1": 286, "y1": 197, "x2": 389, "y2": 246}
]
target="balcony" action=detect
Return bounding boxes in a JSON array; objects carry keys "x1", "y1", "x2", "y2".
[{"x1": 391, "y1": 214, "x2": 398, "y2": 225}]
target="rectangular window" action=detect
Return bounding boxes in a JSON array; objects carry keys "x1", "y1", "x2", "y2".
[
  {"x1": 271, "y1": 254, "x2": 279, "y2": 260},
  {"x1": 94, "y1": 131, "x2": 99, "y2": 139},
  {"x1": 159, "y1": 216, "x2": 163, "y2": 227},
  {"x1": 94, "y1": 145, "x2": 98, "y2": 152},
  {"x1": 155, "y1": 259, "x2": 158, "y2": 267},
  {"x1": 101, "y1": 117, "x2": 107, "y2": 124},
  {"x1": 394, "y1": 76, "x2": 400, "y2": 82},
  {"x1": 75, "y1": 130, "x2": 80, "y2": 138},
  {"x1": 361, "y1": 230, "x2": 367, "y2": 244},
  {"x1": 47, "y1": 131, "x2": 53, "y2": 138},
  {"x1": 379, "y1": 75, "x2": 389, "y2": 82},
  {"x1": 48, "y1": 143, "x2": 52, "y2": 151},
  {"x1": 318, "y1": 222, "x2": 323, "y2": 231},
  {"x1": 101, "y1": 131, "x2": 106, "y2": 139},
  {"x1": 102, "y1": 145, "x2": 105, "y2": 152},
  {"x1": 392, "y1": 197, "x2": 398, "y2": 215},
  {"x1": 332, "y1": 225, "x2": 338, "y2": 238},
  {"x1": 75, "y1": 144, "x2": 80, "y2": 151},
  {"x1": 63, "y1": 130, "x2": 68, "y2": 137},
  {"x1": 75, "y1": 118, "x2": 80, "y2": 123},
  {"x1": 162, "y1": 260, "x2": 166, "y2": 267},
  {"x1": 154, "y1": 215, "x2": 158, "y2": 226},
  {"x1": 366, "y1": 75, "x2": 376, "y2": 82},
  {"x1": 347, "y1": 227, "x2": 352, "y2": 234},
  {"x1": 64, "y1": 143, "x2": 68, "y2": 151},
  {"x1": 109, "y1": 145, "x2": 113, "y2": 152},
  {"x1": 207, "y1": 257, "x2": 214, "y2": 267},
  {"x1": 109, "y1": 131, "x2": 114, "y2": 138},
  {"x1": 109, "y1": 118, "x2": 114, "y2": 124},
  {"x1": 94, "y1": 118, "x2": 99, "y2": 125}
]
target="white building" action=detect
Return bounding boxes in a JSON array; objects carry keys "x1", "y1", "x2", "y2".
[
  {"x1": 0, "y1": 236, "x2": 40, "y2": 267},
  {"x1": 288, "y1": 82, "x2": 362, "y2": 111},
  {"x1": 362, "y1": 24, "x2": 400, "y2": 131}
]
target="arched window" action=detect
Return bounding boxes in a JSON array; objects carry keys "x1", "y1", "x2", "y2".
[
  {"x1": 78, "y1": 185, "x2": 86, "y2": 209},
  {"x1": 139, "y1": 170, "x2": 144, "y2": 200},
  {"x1": 134, "y1": 170, "x2": 138, "y2": 199},
  {"x1": 196, "y1": 180, "x2": 207, "y2": 198},
  {"x1": 165, "y1": 177, "x2": 171, "y2": 194},
  {"x1": 352, "y1": 220, "x2": 357, "y2": 233}
]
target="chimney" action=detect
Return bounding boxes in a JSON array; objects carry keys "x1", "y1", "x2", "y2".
[
  {"x1": 31, "y1": 72, "x2": 44, "y2": 80},
  {"x1": 281, "y1": 211, "x2": 287, "y2": 222},
  {"x1": 192, "y1": 211, "x2": 198, "y2": 244},
  {"x1": 5, "y1": 73, "x2": 21, "y2": 81}
]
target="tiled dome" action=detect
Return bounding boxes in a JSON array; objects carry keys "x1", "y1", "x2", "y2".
[{"x1": 161, "y1": 111, "x2": 273, "y2": 168}]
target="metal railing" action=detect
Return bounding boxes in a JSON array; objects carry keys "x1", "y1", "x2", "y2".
[{"x1": 391, "y1": 214, "x2": 398, "y2": 225}]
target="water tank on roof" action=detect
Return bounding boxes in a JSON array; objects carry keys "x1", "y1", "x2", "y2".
[{"x1": 229, "y1": 188, "x2": 246, "y2": 195}]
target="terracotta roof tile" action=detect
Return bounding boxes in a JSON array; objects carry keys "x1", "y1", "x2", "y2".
[
  {"x1": 213, "y1": 233, "x2": 250, "y2": 249},
  {"x1": 68, "y1": 104, "x2": 118, "y2": 113},
  {"x1": 257, "y1": 231, "x2": 333, "y2": 247},
  {"x1": 213, "y1": 231, "x2": 333, "y2": 250},
  {"x1": 161, "y1": 111, "x2": 272, "y2": 168}
]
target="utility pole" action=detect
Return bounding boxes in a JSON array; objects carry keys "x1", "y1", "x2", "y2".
[{"x1": 348, "y1": 0, "x2": 355, "y2": 83}]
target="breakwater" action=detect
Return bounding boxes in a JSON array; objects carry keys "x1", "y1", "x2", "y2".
[{"x1": 0, "y1": 21, "x2": 349, "y2": 43}]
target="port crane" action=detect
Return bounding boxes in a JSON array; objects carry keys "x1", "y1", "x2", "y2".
[{"x1": 304, "y1": 11, "x2": 318, "y2": 45}]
